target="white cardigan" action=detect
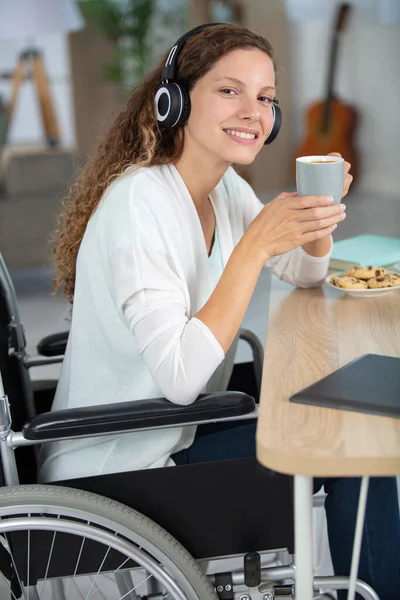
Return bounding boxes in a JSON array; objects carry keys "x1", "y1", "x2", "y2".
[{"x1": 39, "y1": 164, "x2": 331, "y2": 482}]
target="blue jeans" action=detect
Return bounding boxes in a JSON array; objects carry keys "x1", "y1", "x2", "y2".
[{"x1": 172, "y1": 422, "x2": 400, "y2": 600}]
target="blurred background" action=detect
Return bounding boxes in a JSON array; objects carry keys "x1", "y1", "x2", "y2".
[
  {"x1": 1, "y1": 0, "x2": 400, "y2": 270},
  {"x1": 1, "y1": 0, "x2": 399, "y2": 272}
]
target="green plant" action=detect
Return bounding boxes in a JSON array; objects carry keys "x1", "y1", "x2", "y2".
[{"x1": 79, "y1": 0, "x2": 188, "y2": 89}]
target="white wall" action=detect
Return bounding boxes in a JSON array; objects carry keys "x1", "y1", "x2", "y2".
[
  {"x1": 0, "y1": 33, "x2": 76, "y2": 148},
  {"x1": 286, "y1": 1, "x2": 400, "y2": 196}
]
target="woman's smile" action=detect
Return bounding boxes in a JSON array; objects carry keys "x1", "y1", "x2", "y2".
[{"x1": 223, "y1": 127, "x2": 259, "y2": 144}]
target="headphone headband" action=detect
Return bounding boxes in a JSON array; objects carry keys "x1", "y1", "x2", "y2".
[{"x1": 161, "y1": 23, "x2": 224, "y2": 82}]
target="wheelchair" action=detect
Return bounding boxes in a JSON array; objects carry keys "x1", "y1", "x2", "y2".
[{"x1": 0, "y1": 252, "x2": 380, "y2": 600}]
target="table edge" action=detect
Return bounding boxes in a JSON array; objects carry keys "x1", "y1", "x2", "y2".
[{"x1": 256, "y1": 442, "x2": 400, "y2": 477}]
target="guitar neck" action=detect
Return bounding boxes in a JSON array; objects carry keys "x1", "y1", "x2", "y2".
[
  {"x1": 325, "y1": 34, "x2": 340, "y2": 104},
  {"x1": 321, "y1": 34, "x2": 340, "y2": 131},
  {"x1": 320, "y1": 3, "x2": 351, "y2": 132}
]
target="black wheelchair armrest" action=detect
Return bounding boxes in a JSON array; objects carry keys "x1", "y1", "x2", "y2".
[
  {"x1": 23, "y1": 392, "x2": 256, "y2": 441},
  {"x1": 37, "y1": 331, "x2": 69, "y2": 357}
]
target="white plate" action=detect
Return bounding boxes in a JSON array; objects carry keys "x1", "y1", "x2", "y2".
[{"x1": 325, "y1": 272, "x2": 400, "y2": 298}]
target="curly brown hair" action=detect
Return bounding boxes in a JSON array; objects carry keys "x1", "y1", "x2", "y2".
[{"x1": 53, "y1": 23, "x2": 275, "y2": 301}]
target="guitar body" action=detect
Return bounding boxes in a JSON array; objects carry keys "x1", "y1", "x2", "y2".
[{"x1": 296, "y1": 98, "x2": 358, "y2": 177}]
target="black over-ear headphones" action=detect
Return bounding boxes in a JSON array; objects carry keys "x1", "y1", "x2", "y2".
[{"x1": 155, "y1": 23, "x2": 282, "y2": 145}]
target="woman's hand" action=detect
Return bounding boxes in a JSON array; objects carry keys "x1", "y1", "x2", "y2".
[
  {"x1": 244, "y1": 192, "x2": 346, "y2": 262},
  {"x1": 327, "y1": 152, "x2": 353, "y2": 197}
]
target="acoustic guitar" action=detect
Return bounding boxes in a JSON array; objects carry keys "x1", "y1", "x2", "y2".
[{"x1": 294, "y1": 3, "x2": 358, "y2": 178}]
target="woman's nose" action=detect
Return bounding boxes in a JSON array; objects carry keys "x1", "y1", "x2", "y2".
[{"x1": 237, "y1": 97, "x2": 260, "y2": 121}]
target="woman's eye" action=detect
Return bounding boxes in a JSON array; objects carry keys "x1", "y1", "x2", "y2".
[
  {"x1": 220, "y1": 88, "x2": 236, "y2": 95},
  {"x1": 259, "y1": 96, "x2": 274, "y2": 105}
]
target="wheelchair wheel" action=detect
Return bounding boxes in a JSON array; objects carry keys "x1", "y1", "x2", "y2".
[{"x1": 0, "y1": 485, "x2": 217, "y2": 599}]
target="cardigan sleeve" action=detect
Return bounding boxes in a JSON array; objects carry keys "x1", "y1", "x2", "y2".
[
  {"x1": 232, "y1": 170, "x2": 332, "y2": 287},
  {"x1": 103, "y1": 180, "x2": 225, "y2": 406}
]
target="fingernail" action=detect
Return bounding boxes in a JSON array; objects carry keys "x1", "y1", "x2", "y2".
[
  {"x1": 340, "y1": 203, "x2": 346, "y2": 211},
  {"x1": 342, "y1": 212, "x2": 346, "y2": 219},
  {"x1": 327, "y1": 196, "x2": 334, "y2": 203},
  {"x1": 332, "y1": 224, "x2": 338, "y2": 229}
]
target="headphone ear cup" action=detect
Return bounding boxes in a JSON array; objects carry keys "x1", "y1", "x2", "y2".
[
  {"x1": 178, "y1": 85, "x2": 191, "y2": 127},
  {"x1": 155, "y1": 82, "x2": 190, "y2": 129},
  {"x1": 264, "y1": 103, "x2": 282, "y2": 145}
]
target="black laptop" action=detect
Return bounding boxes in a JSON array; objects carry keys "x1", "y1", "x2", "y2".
[{"x1": 290, "y1": 354, "x2": 400, "y2": 419}]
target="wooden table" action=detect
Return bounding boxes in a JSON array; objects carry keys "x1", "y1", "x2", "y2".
[{"x1": 256, "y1": 276, "x2": 400, "y2": 599}]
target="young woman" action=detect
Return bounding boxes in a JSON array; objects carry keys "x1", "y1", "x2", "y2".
[{"x1": 41, "y1": 23, "x2": 399, "y2": 599}]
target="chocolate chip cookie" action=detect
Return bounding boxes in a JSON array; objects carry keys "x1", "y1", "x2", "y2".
[
  {"x1": 344, "y1": 266, "x2": 387, "y2": 280},
  {"x1": 368, "y1": 274, "x2": 400, "y2": 289},
  {"x1": 330, "y1": 276, "x2": 368, "y2": 289}
]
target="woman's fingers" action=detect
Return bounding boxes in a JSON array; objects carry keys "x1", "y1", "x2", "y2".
[
  {"x1": 302, "y1": 211, "x2": 345, "y2": 233},
  {"x1": 343, "y1": 171, "x2": 353, "y2": 197},
  {"x1": 327, "y1": 152, "x2": 353, "y2": 198},
  {"x1": 278, "y1": 191, "x2": 299, "y2": 200},
  {"x1": 297, "y1": 203, "x2": 346, "y2": 221},
  {"x1": 301, "y1": 223, "x2": 338, "y2": 243},
  {"x1": 288, "y1": 195, "x2": 334, "y2": 210}
]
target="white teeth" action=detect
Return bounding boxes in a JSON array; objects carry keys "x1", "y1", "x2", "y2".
[{"x1": 225, "y1": 129, "x2": 256, "y2": 140}]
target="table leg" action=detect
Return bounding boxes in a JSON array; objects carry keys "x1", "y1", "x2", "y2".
[
  {"x1": 348, "y1": 476, "x2": 370, "y2": 600},
  {"x1": 294, "y1": 475, "x2": 314, "y2": 600}
]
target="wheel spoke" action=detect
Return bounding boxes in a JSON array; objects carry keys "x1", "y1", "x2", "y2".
[
  {"x1": 85, "y1": 546, "x2": 111, "y2": 598},
  {"x1": 27, "y1": 523, "x2": 30, "y2": 600},
  {"x1": 88, "y1": 575, "x2": 108, "y2": 599},
  {"x1": 73, "y1": 522, "x2": 89, "y2": 578},
  {"x1": 85, "y1": 557, "x2": 130, "y2": 599},
  {"x1": 119, "y1": 573, "x2": 152, "y2": 598},
  {"x1": 41, "y1": 515, "x2": 60, "y2": 598}
]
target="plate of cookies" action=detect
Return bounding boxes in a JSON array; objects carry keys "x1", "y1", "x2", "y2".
[{"x1": 325, "y1": 266, "x2": 400, "y2": 297}]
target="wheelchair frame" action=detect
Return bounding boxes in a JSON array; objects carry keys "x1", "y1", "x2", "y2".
[{"x1": 0, "y1": 252, "x2": 380, "y2": 600}]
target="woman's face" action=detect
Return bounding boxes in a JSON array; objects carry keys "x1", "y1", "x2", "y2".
[{"x1": 185, "y1": 48, "x2": 276, "y2": 168}]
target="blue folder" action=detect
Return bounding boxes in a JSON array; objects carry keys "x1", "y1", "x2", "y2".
[{"x1": 330, "y1": 234, "x2": 400, "y2": 267}]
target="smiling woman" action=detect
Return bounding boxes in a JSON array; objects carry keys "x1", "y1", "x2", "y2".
[
  {"x1": 48, "y1": 20, "x2": 342, "y2": 468},
  {"x1": 45, "y1": 23, "x2": 399, "y2": 600}
]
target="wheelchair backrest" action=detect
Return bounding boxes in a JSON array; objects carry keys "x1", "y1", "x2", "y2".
[
  {"x1": 0, "y1": 253, "x2": 38, "y2": 483},
  {"x1": 0, "y1": 253, "x2": 35, "y2": 417}
]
